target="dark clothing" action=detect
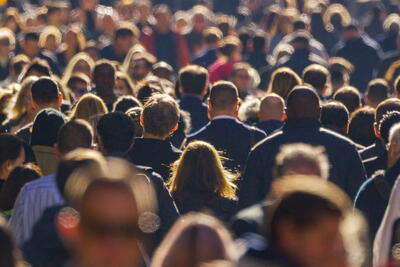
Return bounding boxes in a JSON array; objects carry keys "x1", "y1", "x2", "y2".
[
  {"x1": 0, "y1": 60, "x2": 10, "y2": 81},
  {"x1": 128, "y1": 138, "x2": 181, "y2": 180},
  {"x1": 360, "y1": 140, "x2": 386, "y2": 161},
  {"x1": 187, "y1": 118, "x2": 266, "y2": 171},
  {"x1": 363, "y1": 152, "x2": 387, "y2": 178},
  {"x1": 101, "y1": 44, "x2": 125, "y2": 63},
  {"x1": 355, "y1": 159, "x2": 400, "y2": 240},
  {"x1": 375, "y1": 50, "x2": 400, "y2": 78},
  {"x1": 277, "y1": 50, "x2": 327, "y2": 76},
  {"x1": 247, "y1": 51, "x2": 269, "y2": 73},
  {"x1": 185, "y1": 31, "x2": 203, "y2": 56},
  {"x1": 256, "y1": 120, "x2": 284, "y2": 136},
  {"x1": 174, "y1": 190, "x2": 238, "y2": 223},
  {"x1": 332, "y1": 35, "x2": 382, "y2": 91},
  {"x1": 379, "y1": 34, "x2": 398, "y2": 53},
  {"x1": 179, "y1": 95, "x2": 209, "y2": 133},
  {"x1": 213, "y1": 0, "x2": 240, "y2": 15},
  {"x1": 192, "y1": 48, "x2": 217, "y2": 68},
  {"x1": 239, "y1": 118, "x2": 366, "y2": 209}
]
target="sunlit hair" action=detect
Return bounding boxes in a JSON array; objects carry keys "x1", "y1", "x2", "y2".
[
  {"x1": 122, "y1": 44, "x2": 147, "y2": 74},
  {"x1": 61, "y1": 52, "x2": 95, "y2": 86},
  {"x1": 267, "y1": 67, "x2": 302, "y2": 100},
  {"x1": 383, "y1": 13, "x2": 400, "y2": 33},
  {"x1": 384, "y1": 60, "x2": 400, "y2": 85},
  {"x1": 0, "y1": 27, "x2": 15, "y2": 50},
  {"x1": 151, "y1": 213, "x2": 236, "y2": 267},
  {"x1": 323, "y1": 4, "x2": 351, "y2": 32},
  {"x1": 7, "y1": 76, "x2": 38, "y2": 122},
  {"x1": 69, "y1": 93, "x2": 108, "y2": 122},
  {"x1": 167, "y1": 141, "x2": 238, "y2": 201},
  {"x1": 65, "y1": 26, "x2": 86, "y2": 52},
  {"x1": 116, "y1": 71, "x2": 135, "y2": 95},
  {"x1": 38, "y1": 25, "x2": 62, "y2": 48}
]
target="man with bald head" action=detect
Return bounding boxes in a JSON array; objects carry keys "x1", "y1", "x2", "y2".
[
  {"x1": 239, "y1": 85, "x2": 366, "y2": 209},
  {"x1": 257, "y1": 94, "x2": 285, "y2": 135}
]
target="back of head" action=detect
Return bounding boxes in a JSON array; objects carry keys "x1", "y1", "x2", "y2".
[
  {"x1": 286, "y1": 85, "x2": 320, "y2": 119},
  {"x1": 57, "y1": 119, "x2": 93, "y2": 155},
  {"x1": 379, "y1": 111, "x2": 400, "y2": 144},
  {"x1": 97, "y1": 112, "x2": 135, "y2": 154},
  {"x1": 333, "y1": 86, "x2": 361, "y2": 114},
  {"x1": 218, "y1": 36, "x2": 241, "y2": 58},
  {"x1": 113, "y1": 95, "x2": 142, "y2": 113},
  {"x1": 268, "y1": 67, "x2": 302, "y2": 100},
  {"x1": 302, "y1": 64, "x2": 330, "y2": 93},
  {"x1": 0, "y1": 133, "x2": 23, "y2": 166},
  {"x1": 209, "y1": 81, "x2": 238, "y2": 113},
  {"x1": 31, "y1": 77, "x2": 60, "y2": 106},
  {"x1": 21, "y1": 58, "x2": 52, "y2": 81},
  {"x1": 179, "y1": 65, "x2": 208, "y2": 95},
  {"x1": 31, "y1": 108, "x2": 66, "y2": 147},
  {"x1": 348, "y1": 107, "x2": 375, "y2": 147},
  {"x1": 366, "y1": 79, "x2": 390, "y2": 108},
  {"x1": 70, "y1": 93, "x2": 108, "y2": 122},
  {"x1": 375, "y1": 98, "x2": 400, "y2": 124},
  {"x1": 203, "y1": 27, "x2": 223, "y2": 45},
  {"x1": 320, "y1": 101, "x2": 349, "y2": 133},
  {"x1": 258, "y1": 93, "x2": 285, "y2": 121}
]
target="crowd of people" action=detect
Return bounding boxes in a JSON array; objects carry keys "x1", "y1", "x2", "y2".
[{"x1": 0, "y1": 0, "x2": 400, "y2": 266}]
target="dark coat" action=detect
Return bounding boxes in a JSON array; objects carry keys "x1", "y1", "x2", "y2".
[
  {"x1": 128, "y1": 138, "x2": 181, "y2": 180},
  {"x1": 239, "y1": 118, "x2": 366, "y2": 209},
  {"x1": 230, "y1": 201, "x2": 269, "y2": 238},
  {"x1": 363, "y1": 152, "x2": 387, "y2": 178},
  {"x1": 192, "y1": 49, "x2": 217, "y2": 68},
  {"x1": 256, "y1": 120, "x2": 284, "y2": 136},
  {"x1": 186, "y1": 118, "x2": 266, "y2": 171},
  {"x1": 360, "y1": 140, "x2": 386, "y2": 161},
  {"x1": 179, "y1": 95, "x2": 209, "y2": 134},
  {"x1": 375, "y1": 49, "x2": 400, "y2": 78}
]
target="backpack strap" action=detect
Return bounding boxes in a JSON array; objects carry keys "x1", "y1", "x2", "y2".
[{"x1": 373, "y1": 170, "x2": 391, "y2": 201}]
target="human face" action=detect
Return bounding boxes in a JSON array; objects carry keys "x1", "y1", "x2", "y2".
[
  {"x1": 231, "y1": 69, "x2": 250, "y2": 94},
  {"x1": 23, "y1": 39, "x2": 39, "y2": 58},
  {"x1": 3, "y1": 147, "x2": 25, "y2": 179},
  {"x1": 115, "y1": 35, "x2": 134, "y2": 55},
  {"x1": 129, "y1": 59, "x2": 150, "y2": 81},
  {"x1": 0, "y1": 38, "x2": 12, "y2": 58},
  {"x1": 77, "y1": 186, "x2": 142, "y2": 267},
  {"x1": 115, "y1": 79, "x2": 131, "y2": 96},
  {"x1": 71, "y1": 80, "x2": 89, "y2": 101}
]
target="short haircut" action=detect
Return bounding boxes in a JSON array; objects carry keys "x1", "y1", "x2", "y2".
[
  {"x1": 375, "y1": 98, "x2": 400, "y2": 123},
  {"x1": 31, "y1": 108, "x2": 66, "y2": 147},
  {"x1": 24, "y1": 32, "x2": 39, "y2": 42},
  {"x1": 321, "y1": 101, "x2": 349, "y2": 131},
  {"x1": 252, "y1": 32, "x2": 267, "y2": 51},
  {"x1": 113, "y1": 95, "x2": 142, "y2": 113},
  {"x1": 97, "y1": 112, "x2": 135, "y2": 153},
  {"x1": 209, "y1": 81, "x2": 238, "y2": 111},
  {"x1": 379, "y1": 111, "x2": 400, "y2": 143},
  {"x1": 366, "y1": 79, "x2": 390, "y2": 106},
  {"x1": 57, "y1": 119, "x2": 93, "y2": 155},
  {"x1": 302, "y1": 64, "x2": 330, "y2": 92},
  {"x1": 178, "y1": 65, "x2": 208, "y2": 95},
  {"x1": 348, "y1": 107, "x2": 376, "y2": 147},
  {"x1": 142, "y1": 94, "x2": 180, "y2": 137},
  {"x1": 31, "y1": 77, "x2": 60, "y2": 105},
  {"x1": 333, "y1": 86, "x2": 361, "y2": 114},
  {"x1": 93, "y1": 60, "x2": 116, "y2": 77},
  {"x1": 22, "y1": 58, "x2": 52, "y2": 78}
]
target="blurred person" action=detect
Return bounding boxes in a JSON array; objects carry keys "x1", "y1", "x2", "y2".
[
  {"x1": 187, "y1": 81, "x2": 266, "y2": 172},
  {"x1": 152, "y1": 213, "x2": 236, "y2": 267},
  {"x1": 69, "y1": 93, "x2": 108, "y2": 123},
  {"x1": 178, "y1": 65, "x2": 209, "y2": 133},
  {"x1": 378, "y1": 13, "x2": 400, "y2": 53},
  {"x1": 92, "y1": 60, "x2": 117, "y2": 111},
  {"x1": 10, "y1": 119, "x2": 94, "y2": 247},
  {"x1": 256, "y1": 94, "x2": 285, "y2": 136},
  {"x1": 0, "y1": 28, "x2": 16, "y2": 83},
  {"x1": 247, "y1": 31, "x2": 269, "y2": 73},
  {"x1": 168, "y1": 141, "x2": 238, "y2": 222},
  {"x1": 128, "y1": 94, "x2": 181, "y2": 180},
  {"x1": 375, "y1": 33, "x2": 400, "y2": 78},
  {"x1": 348, "y1": 107, "x2": 376, "y2": 147},
  {"x1": 0, "y1": 214, "x2": 26, "y2": 267},
  {"x1": 57, "y1": 27, "x2": 87, "y2": 69},
  {"x1": 124, "y1": 52, "x2": 156, "y2": 84},
  {"x1": 365, "y1": 78, "x2": 390, "y2": 108},
  {"x1": 328, "y1": 57, "x2": 354, "y2": 94},
  {"x1": 320, "y1": 101, "x2": 350, "y2": 137},
  {"x1": 0, "y1": 54, "x2": 30, "y2": 87},
  {"x1": 126, "y1": 107, "x2": 144, "y2": 138},
  {"x1": 384, "y1": 60, "x2": 400, "y2": 87},
  {"x1": 193, "y1": 27, "x2": 223, "y2": 68},
  {"x1": 302, "y1": 63, "x2": 330, "y2": 99},
  {"x1": 208, "y1": 35, "x2": 242, "y2": 83},
  {"x1": 113, "y1": 96, "x2": 141, "y2": 113},
  {"x1": 266, "y1": 67, "x2": 302, "y2": 101},
  {"x1": 333, "y1": 86, "x2": 361, "y2": 114},
  {"x1": 19, "y1": 58, "x2": 52, "y2": 82},
  {"x1": 229, "y1": 62, "x2": 261, "y2": 99},
  {"x1": 239, "y1": 86, "x2": 366, "y2": 208},
  {"x1": 115, "y1": 72, "x2": 135, "y2": 96},
  {"x1": 238, "y1": 97, "x2": 260, "y2": 125},
  {"x1": 61, "y1": 52, "x2": 95, "y2": 88},
  {"x1": 152, "y1": 61, "x2": 174, "y2": 82},
  {"x1": 184, "y1": 6, "x2": 211, "y2": 57},
  {"x1": 66, "y1": 72, "x2": 91, "y2": 102},
  {"x1": 310, "y1": 10, "x2": 337, "y2": 54},
  {"x1": 20, "y1": 32, "x2": 40, "y2": 60},
  {"x1": 0, "y1": 134, "x2": 25, "y2": 191}
]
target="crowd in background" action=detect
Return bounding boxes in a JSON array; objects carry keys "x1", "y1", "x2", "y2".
[{"x1": 0, "y1": 0, "x2": 400, "y2": 266}]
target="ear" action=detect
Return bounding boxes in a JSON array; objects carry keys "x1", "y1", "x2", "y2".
[
  {"x1": 168, "y1": 123, "x2": 179, "y2": 135},
  {"x1": 374, "y1": 123, "x2": 380, "y2": 138},
  {"x1": 58, "y1": 93, "x2": 63, "y2": 106},
  {"x1": 140, "y1": 114, "x2": 145, "y2": 127},
  {"x1": 281, "y1": 112, "x2": 287, "y2": 122}
]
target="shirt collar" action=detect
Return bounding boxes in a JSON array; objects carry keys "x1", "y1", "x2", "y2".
[{"x1": 212, "y1": 115, "x2": 237, "y2": 121}]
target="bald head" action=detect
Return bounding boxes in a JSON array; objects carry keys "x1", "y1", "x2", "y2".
[
  {"x1": 286, "y1": 86, "x2": 321, "y2": 119},
  {"x1": 258, "y1": 93, "x2": 285, "y2": 122}
]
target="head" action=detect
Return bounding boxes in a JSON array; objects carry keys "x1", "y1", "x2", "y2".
[
  {"x1": 203, "y1": 27, "x2": 223, "y2": 48},
  {"x1": 21, "y1": 32, "x2": 39, "y2": 58},
  {"x1": 126, "y1": 107, "x2": 144, "y2": 138},
  {"x1": 258, "y1": 93, "x2": 285, "y2": 122},
  {"x1": 342, "y1": 24, "x2": 361, "y2": 41},
  {"x1": 141, "y1": 94, "x2": 179, "y2": 139},
  {"x1": 127, "y1": 52, "x2": 155, "y2": 82},
  {"x1": 0, "y1": 134, "x2": 25, "y2": 179},
  {"x1": 8, "y1": 75, "x2": 38, "y2": 121},
  {"x1": 302, "y1": 64, "x2": 330, "y2": 95},
  {"x1": 208, "y1": 81, "x2": 239, "y2": 119},
  {"x1": 366, "y1": 79, "x2": 390, "y2": 108},
  {"x1": 97, "y1": 112, "x2": 135, "y2": 154},
  {"x1": 31, "y1": 108, "x2": 66, "y2": 147},
  {"x1": 395, "y1": 76, "x2": 400, "y2": 99},
  {"x1": 67, "y1": 72, "x2": 91, "y2": 101},
  {"x1": 328, "y1": 57, "x2": 353, "y2": 93},
  {"x1": 168, "y1": 141, "x2": 238, "y2": 201},
  {"x1": 267, "y1": 67, "x2": 302, "y2": 100},
  {"x1": 321, "y1": 101, "x2": 349, "y2": 135},
  {"x1": 30, "y1": 77, "x2": 62, "y2": 112},
  {"x1": 218, "y1": 36, "x2": 242, "y2": 62},
  {"x1": 21, "y1": 58, "x2": 52, "y2": 81},
  {"x1": 113, "y1": 23, "x2": 138, "y2": 56},
  {"x1": 333, "y1": 86, "x2": 361, "y2": 115},
  {"x1": 39, "y1": 26, "x2": 62, "y2": 52},
  {"x1": 348, "y1": 107, "x2": 376, "y2": 147},
  {"x1": 113, "y1": 96, "x2": 142, "y2": 113},
  {"x1": 286, "y1": 85, "x2": 320, "y2": 120},
  {"x1": 387, "y1": 123, "x2": 400, "y2": 168},
  {"x1": 274, "y1": 143, "x2": 329, "y2": 180},
  {"x1": 115, "y1": 72, "x2": 135, "y2": 96},
  {"x1": 229, "y1": 62, "x2": 256, "y2": 97},
  {"x1": 379, "y1": 112, "x2": 400, "y2": 148},
  {"x1": 69, "y1": 93, "x2": 108, "y2": 122},
  {"x1": 153, "y1": 4, "x2": 173, "y2": 33},
  {"x1": 0, "y1": 28, "x2": 15, "y2": 58},
  {"x1": 374, "y1": 98, "x2": 400, "y2": 139},
  {"x1": 62, "y1": 52, "x2": 95, "y2": 85},
  {"x1": 178, "y1": 65, "x2": 208, "y2": 97},
  {"x1": 289, "y1": 32, "x2": 311, "y2": 52},
  {"x1": 93, "y1": 60, "x2": 116, "y2": 93}
]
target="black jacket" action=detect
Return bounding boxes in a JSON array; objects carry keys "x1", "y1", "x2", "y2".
[
  {"x1": 256, "y1": 120, "x2": 284, "y2": 136},
  {"x1": 179, "y1": 95, "x2": 209, "y2": 134},
  {"x1": 128, "y1": 138, "x2": 181, "y2": 180},
  {"x1": 187, "y1": 118, "x2": 266, "y2": 171},
  {"x1": 239, "y1": 118, "x2": 366, "y2": 209},
  {"x1": 363, "y1": 152, "x2": 387, "y2": 178},
  {"x1": 360, "y1": 140, "x2": 386, "y2": 161}
]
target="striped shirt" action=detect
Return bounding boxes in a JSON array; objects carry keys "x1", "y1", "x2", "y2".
[{"x1": 9, "y1": 174, "x2": 64, "y2": 247}]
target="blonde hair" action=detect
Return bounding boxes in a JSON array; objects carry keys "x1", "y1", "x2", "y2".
[
  {"x1": 167, "y1": 141, "x2": 238, "y2": 201},
  {"x1": 38, "y1": 25, "x2": 62, "y2": 48},
  {"x1": 267, "y1": 67, "x2": 302, "y2": 100},
  {"x1": 8, "y1": 76, "x2": 38, "y2": 121},
  {"x1": 122, "y1": 44, "x2": 147, "y2": 75},
  {"x1": 69, "y1": 93, "x2": 108, "y2": 122},
  {"x1": 151, "y1": 213, "x2": 235, "y2": 267},
  {"x1": 116, "y1": 71, "x2": 135, "y2": 95},
  {"x1": 384, "y1": 60, "x2": 400, "y2": 85},
  {"x1": 323, "y1": 4, "x2": 351, "y2": 32},
  {"x1": 61, "y1": 52, "x2": 95, "y2": 87}
]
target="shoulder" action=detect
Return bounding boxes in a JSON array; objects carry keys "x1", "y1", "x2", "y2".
[{"x1": 23, "y1": 175, "x2": 57, "y2": 192}]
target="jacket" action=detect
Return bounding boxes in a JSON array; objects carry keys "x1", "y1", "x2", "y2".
[
  {"x1": 32, "y1": 145, "x2": 59, "y2": 176},
  {"x1": 179, "y1": 95, "x2": 209, "y2": 134}
]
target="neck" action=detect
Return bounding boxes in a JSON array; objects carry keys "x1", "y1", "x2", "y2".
[
  {"x1": 143, "y1": 132, "x2": 166, "y2": 140},
  {"x1": 182, "y1": 93, "x2": 202, "y2": 99},
  {"x1": 39, "y1": 103, "x2": 60, "y2": 111},
  {"x1": 210, "y1": 111, "x2": 236, "y2": 120}
]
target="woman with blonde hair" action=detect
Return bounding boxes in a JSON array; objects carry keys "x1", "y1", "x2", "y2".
[
  {"x1": 57, "y1": 26, "x2": 87, "y2": 68},
  {"x1": 69, "y1": 93, "x2": 108, "y2": 123},
  {"x1": 61, "y1": 52, "x2": 94, "y2": 87},
  {"x1": 151, "y1": 213, "x2": 236, "y2": 267},
  {"x1": 167, "y1": 141, "x2": 239, "y2": 222},
  {"x1": 38, "y1": 26, "x2": 62, "y2": 53},
  {"x1": 267, "y1": 67, "x2": 302, "y2": 100}
]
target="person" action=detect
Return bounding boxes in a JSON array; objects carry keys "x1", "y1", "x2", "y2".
[
  {"x1": 348, "y1": 107, "x2": 376, "y2": 148},
  {"x1": 66, "y1": 72, "x2": 91, "y2": 102},
  {"x1": 178, "y1": 65, "x2": 209, "y2": 133},
  {"x1": 375, "y1": 33, "x2": 400, "y2": 78},
  {"x1": 0, "y1": 28, "x2": 15, "y2": 83},
  {"x1": 328, "y1": 57, "x2": 354, "y2": 94},
  {"x1": 0, "y1": 214, "x2": 26, "y2": 267},
  {"x1": 302, "y1": 64, "x2": 330, "y2": 99},
  {"x1": 320, "y1": 101, "x2": 349, "y2": 138},
  {"x1": 365, "y1": 78, "x2": 390, "y2": 108},
  {"x1": 10, "y1": 119, "x2": 94, "y2": 246},
  {"x1": 186, "y1": 81, "x2": 266, "y2": 172},
  {"x1": 229, "y1": 62, "x2": 260, "y2": 99},
  {"x1": 192, "y1": 27, "x2": 223, "y2": 68},
  {"x1": 332, "y1": 86, "x2": 361, "y2": 115},
  {"x1": 0, "y1": 134, "x2": 25, "y2": 191},
  {"x1": 92, "y1": 60, "x2": 117, "y2": 111},
  {"x1": 256, "y1": 94, "x2": 285, "y2": 136},
  {"x1": 113, "y1": 96, "x2": 141, "y2": 113},
  {"x1": 68, "y1": 93, "x2": 108, "y2": 123},
  {"x1": 168, "y1": 141, "x2": 238, "y2": 222},
  {"x1": 395, "y1": 76, "x2": 400, "y2": 99},
  {"x1": 239, "y1": 86, "x2": 366, "y2": 209},
  {"x1": 30, "y1": 108, "x2": 67, "y2": 175},
  {"x1": 239, "y1": 176, "x2": 352, "y2": 267},
  {"x1": 151, "y1": 213, "x2": 236, "y2": 267},
  {"x1": 355, "y1": 116, "x2": 400, "y2": 242},
  {"x1": 61, "y1": 52, "x2": 95, "y2": 87},
  {"x1": 123, "y1": 51, "x2": 156, "y2": 85},
  {"x1": 128, "y1": 94, "x2": 181, "y2": 180},
  {"x1": 266, "y1": 67, "x2": 302, "y2": 101}
]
